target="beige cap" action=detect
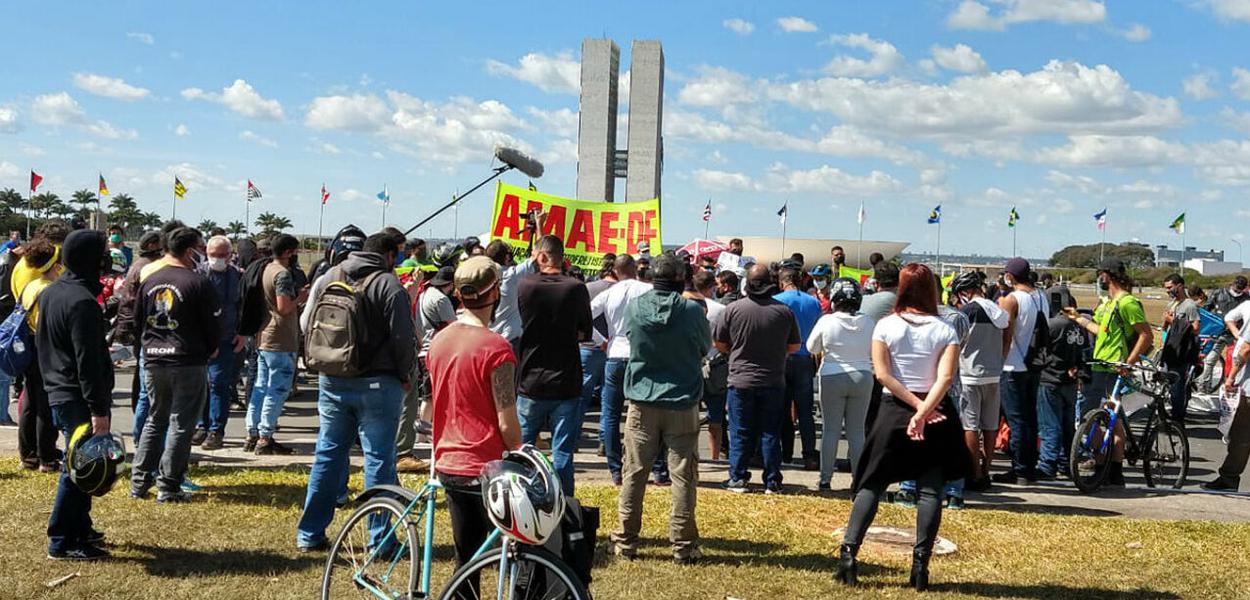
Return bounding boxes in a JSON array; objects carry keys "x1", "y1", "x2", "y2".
[{"x1": 454, "y1": 255, "x2": 501, "y2": 301}]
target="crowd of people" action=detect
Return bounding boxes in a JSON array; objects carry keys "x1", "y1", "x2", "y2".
[{"x1": 2, "y1": 218, "x2": 1249, "y2": 592}]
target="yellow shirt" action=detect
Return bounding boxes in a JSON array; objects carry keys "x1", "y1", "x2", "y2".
[{"x1": 10, "y1": 252, "x2": 59, "y2": 332}]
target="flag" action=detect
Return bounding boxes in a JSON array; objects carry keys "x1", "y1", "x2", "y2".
[
  {"x1": 1094, "y1": 208, "x2": 1107, "y2": 231},
  {"x1": 1008, "y1": 206, "x2": 1020, "y2": 228},
  {"x1": 527, "y1": 180, "x2": 537, "y2": 192},
  {"x1": 927, "y1": 205, "x2": 941, "y2": 224},
  {"x1": 857, "y1": 202, "x2": 865, "y2": 225},
  {"x1": 702, "y1": 200, "x2": 712, "y2": 222},
  {"x1": 30, "y1": 170, "x2": 43, "y2": 193},
  {"x1": 246, "y1": 180, "x2": 262, "y2": 201},
  {"x1": 174, "y1": 176, "x2": 187, "y2": 199},
  {"x1": 320, "y1": 183, "x2": 330, "y2": 205},
  {"x1": 777, "y1": 202, "x2": 787, "y2": 225},
  {"x1": 1169, "y1": 212, "x2": 1185, "y2": 235},
  {"x1": 98, "y1": 174, "x2": 109, "y2": 197},
  {"x1": 377, "y1": 185, "x2": 390, "y2": 204}
]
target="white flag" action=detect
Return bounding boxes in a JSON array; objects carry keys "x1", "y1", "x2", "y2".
[{"x1": 857, "y1": 202, "x2": 865, "y2": 225}]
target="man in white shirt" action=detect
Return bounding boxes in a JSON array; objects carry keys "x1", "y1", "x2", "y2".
[
  {"x1": 995, "y1": 258, "x2": 1049, "y2": 484},
  {"x1": 1205, "y1": 320, "x2": 1250, "y2": 491},
  {"x1": 590, "y1": 255, "x2": 652, "y2": 485}
]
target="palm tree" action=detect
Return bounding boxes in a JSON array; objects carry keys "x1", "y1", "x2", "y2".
[
  {"x1": 108, "y1": 193, "x2": 143, "y2": 235},
  {"x1": 140, "y1": 212, "x2": 163, "y2": 229},
  {"x1": 197, "y1": 219, "x2": 219, "y2": 233},
  {"x1": 50, "y1": 199, "x2": 76, "y2": 220},
  {"x1": 0, "y1": 188, "x2": 25, "y2": 214},
  {"x1": 30, "y1": 192, "x2": 60, "y2": 220},
  {"x1": 70, "y1": 189, "x2": 100, "y2": 223},
  {"x1": 226, "y1": 220, "x2": 248, "y2": 238},
  {"x1": 254, "y1": 212, "x2": 292, "y2": 235}
]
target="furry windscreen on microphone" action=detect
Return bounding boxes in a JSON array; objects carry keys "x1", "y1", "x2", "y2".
[{"x1": 494, "y1": 145, "x2": 545, "y2": 179}]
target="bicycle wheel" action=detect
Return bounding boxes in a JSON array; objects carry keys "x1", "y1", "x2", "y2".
[
  {"x1": 1070, "y1": 409, "x2": 1114, "y2": 494},
  {"x1": 437, "y1": 544, "x2": 591, "y2": 600},
  {"x1": 322, "y1": 495, "x2": 422, "y2": 600},
  {"x1": 1143, "y1": 419, "x2": 1190, "y2": 489}
]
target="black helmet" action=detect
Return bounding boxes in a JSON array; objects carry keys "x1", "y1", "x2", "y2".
[
  {"x1": 432, "y1": 243, "x2": 463, "y2": 269},
  {"x1": 328, "y1": 224, "x2": 366, "y2": 267},
  {"x1": 66, "y1": 424, "x2": 127, "y2": 497},
  {"x1": 949, "y1": 271, "x2": 985, "y2": 295},
  {"x1": 828, "y1": 277, "x2": 862, "y2": 311}
]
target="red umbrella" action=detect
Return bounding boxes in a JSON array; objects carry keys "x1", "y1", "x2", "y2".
[{"x1": 678, "y1": 239, "x2": 730, "y2": 261}]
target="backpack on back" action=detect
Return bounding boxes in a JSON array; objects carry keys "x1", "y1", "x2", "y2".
[
  {"x1": 0, "y1": 283, "x2": 38, "y2": 377},
  {"x1": 1024, "y1": 291, "x2": 1052, "y2": 372},
  {"x1": 304, "y1": 267, "x2": 382, "y2": 377},
  {"x1": 238, "y1": 257, "x2": 273, "y2": 337}
]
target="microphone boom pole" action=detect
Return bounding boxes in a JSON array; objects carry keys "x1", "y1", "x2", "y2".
[{"x1": 403, "y1": 165, "x2": 513, "y2": 237}]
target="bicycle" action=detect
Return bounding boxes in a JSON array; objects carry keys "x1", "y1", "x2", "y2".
[
  {"x1": 1069, "y1": 359, "x2": 1191, "y2": 493},
  {"x1": 320, "y1": 447, "x2": 591, "y2": 600}
]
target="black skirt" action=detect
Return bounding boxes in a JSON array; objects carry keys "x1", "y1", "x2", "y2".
[{"x1": 852, "y1": 390, "x2": 971, "y2": 491}]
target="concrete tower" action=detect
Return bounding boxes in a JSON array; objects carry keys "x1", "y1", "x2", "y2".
[
  {"x1": 625, "y1": 40, "x2": 664, "y2": 202},
  {"x1": 575, "y1": 39, "x2": 620, "y2": 203}
]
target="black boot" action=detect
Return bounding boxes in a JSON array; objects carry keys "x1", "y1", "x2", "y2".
[
  {"x1": 1107, "y1": 461, "x2": 1126, "y2": 486},
  {"x1": 910, "y1": 548, "x2": 931, "y2": 592},
  {"x1": 835, "y1": 543, "x2": 859, "y2": 585}
]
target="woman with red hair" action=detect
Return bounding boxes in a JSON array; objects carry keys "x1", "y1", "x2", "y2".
[{"x1": 835, "y1": 263, "x2": 969, "y2": 592}]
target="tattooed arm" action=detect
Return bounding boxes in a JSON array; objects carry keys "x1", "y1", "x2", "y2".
[{"x1": 492, "y1": 361, "x2": 523, "y2": 450}]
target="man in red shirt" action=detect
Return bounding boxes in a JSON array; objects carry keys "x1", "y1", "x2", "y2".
[{"x1": 427, "y1": 256, "x2": 523, "y2": 570}]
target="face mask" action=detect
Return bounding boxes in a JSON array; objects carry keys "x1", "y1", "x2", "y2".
[
  {"x1": 1168, "y1": 287, "x2": 1181, "y2": 299},
  {"x1": 813, "y1": 279, "x2": 828, "y2": 290},
  {"x1": 833, "y1": 256, "x2": 845, "y2": 265},
  {"x1": 209, "y1": 257, "x2": 229, "y2": 272},
  {"x1": 192, "y1": 250, "x2": 207, "y2": 267},
  {"x1": 109, "y1": 234, "x2": 122, "y2": 244},
  {"x1": 1098, "y1": 277, "x2": 1110, "y2": 292}
]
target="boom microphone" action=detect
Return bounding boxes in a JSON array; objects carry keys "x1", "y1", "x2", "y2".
[{"x1": 494, "y1": 145, "x2": 545, "y2": 179}]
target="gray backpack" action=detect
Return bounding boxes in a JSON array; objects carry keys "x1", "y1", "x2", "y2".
[{"x1": 305, "y1": 267, "x2": 383, "y2": 377}]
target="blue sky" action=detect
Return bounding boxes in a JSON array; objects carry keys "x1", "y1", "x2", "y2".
[{"x1": 3, "y1": 0, "x2": 1250, "y2": 260}]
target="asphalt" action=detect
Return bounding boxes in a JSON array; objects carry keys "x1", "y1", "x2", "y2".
[{"x1": 3, "y1": 365, "x2": 1249, "y2": 523}]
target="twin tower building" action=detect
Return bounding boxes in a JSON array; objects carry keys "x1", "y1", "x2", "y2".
[{"x1": 575, "y1": 39, "x2": 664, "y2": 204}]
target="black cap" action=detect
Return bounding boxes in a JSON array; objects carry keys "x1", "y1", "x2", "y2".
[
  {"x1": 429, "y1": 265, "x2": 455, "y2": 287},
  {"x1": 1097, "y1": 257, "x2": 1126, "y2": 275},
  {"x1": 1234, "y1": 275, "x2": 1248, "y2": 291},
  {"x1": 1004, "y1": 257, "x2": 1030, "y2": 279}
]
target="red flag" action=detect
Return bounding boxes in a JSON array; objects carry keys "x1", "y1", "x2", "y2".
[
  {"x1": 321, "y1": 184, "x2": 330, "y2": 205},
  {"x1": 30, "y1": 170, "x2": 43, "y2": 193}
]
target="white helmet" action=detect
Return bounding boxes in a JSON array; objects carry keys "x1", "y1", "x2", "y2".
[{"x1": 480, "y1": 445, "x2": 565, "y2": 545}]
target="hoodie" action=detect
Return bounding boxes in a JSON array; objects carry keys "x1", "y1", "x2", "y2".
[
  {"x1": 36, "y1": 230, "x2": 115, "y2": 416},
  {"x1": 958, "y1": 296, "x2": 1010, "y2": 386},
  {"x1": 622, "y1": 289, "x2": 711, "y2": 410},
  {"x1": 331, "y1": 251, "x2": 417, "y2": 381},
  {"x1": 806, "y1": 311, "x2": 875, "y2": 376}
]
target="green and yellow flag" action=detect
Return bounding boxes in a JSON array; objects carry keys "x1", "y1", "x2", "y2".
[
  {"x1": 174, "y1": 176, "x2": 187, "y2": 199},
  {"x1": 1169, "y1": 212, "x2": 1185, "y2": 235},
  {"x1": 1008, "y1": 206, "x2": 1019, "y2": 228}
]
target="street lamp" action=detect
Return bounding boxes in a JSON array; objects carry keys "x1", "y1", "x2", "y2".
[{"x1": 1232, "y1": 238, "x2": 1244, "y2": 265}]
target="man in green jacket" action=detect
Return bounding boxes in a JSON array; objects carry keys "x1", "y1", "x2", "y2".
[{"x1": 610, "y1": 253, "x2": 711, "y2": 565}]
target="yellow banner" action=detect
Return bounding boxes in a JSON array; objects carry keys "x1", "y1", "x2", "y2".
[
  {"x1": 837, "y1": 265, "x2": 874, "y2": 286},
  {"x1": 489, "y1": 182, "x2": 662, "y2": 270}
]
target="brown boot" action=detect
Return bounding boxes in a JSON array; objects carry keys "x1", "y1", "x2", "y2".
[{"x1": 255, "y1": 437, "x2": 294, "y2": 455}]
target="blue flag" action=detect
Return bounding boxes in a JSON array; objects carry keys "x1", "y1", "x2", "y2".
[
  {"x1": 377, "y1": 184, "x2": 390, "y2": 204},
  {"x1": 927, "y1": 205, "x2": 941, "y2": 224}
]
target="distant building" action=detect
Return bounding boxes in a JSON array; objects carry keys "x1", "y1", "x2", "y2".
[
  {"x1": 1156, "y1": 245, "x2": 1222, "y2": 267},
  {"x1": 1183, "y1": 258, "x2": 1244, "y2": 276}
]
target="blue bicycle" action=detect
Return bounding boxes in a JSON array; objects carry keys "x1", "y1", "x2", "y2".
[{"x1": 1070, "y1": 359, "x2": 1190, "y2": 493}]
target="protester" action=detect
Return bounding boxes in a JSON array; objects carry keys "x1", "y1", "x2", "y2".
[
  {"x1": 13, "y1": 221, "x2": 70, "y2": 471},
  {"x1": 194, "y1": 235, "x2": 244, "y2": 451},
  {"x1": 107, "y1": 224, "x2": 132, "y2": 269},
  {"x1": 1161, "y1": 273, "x2": 1201, "y2": 422},
  {"x1": 580, "y1": 254, "x2": 616, "y2": 452},
  {"x1": 774, "y1": 266, "x2": 822, "y2": 470},
  {"x1": 1203, "y1": 314, "x2": 1250, "y2": 491},
  {"x1": 1199, "y1": 276, "x2": 1249, "y2": 393},
  {"x1": 714, "y1": 264, "x2": 801, "y2": 494},
  {"x1": 715, "y1": 270, "x2": 742, "y2": 304},
  {"x1": 808, "y1": 264, "x2": 833, "y2": 312},
  {"x1": 400, "y1": 238, "x2": 436, "y2": 273},
  {"x1": 516, "y1": 235, "x2": 592, "y2": 495},
  {"x1": 245, "y1": 233, "x2": 307, "y2": 455},
  {"x1": 860, "y1": 262, "x2": 900, "y2": 321},
  {"x1": 591, "y1": 254, "x2": 653, "y2": 485},
  {"x1": 805, "y1": 278, "x2": 874, "y2": 490},
  {"x1": 995, "y1": 258, "x2": 1048, "y2": 484},
  {"x1": 1037, "y1": 286, "x2": 1087, "y2": 480},
  {"x1": 1063, "y1": 257, "x2": 1151, "y2": 486},
  {"x1": 836, "y1": 263, "x2": 965, "y2": 592},
  {"x1": 692, "y1": 270, "x2": 728, "y2": 460},
  {"x1": 830, "y1": 246, "x2": 846, "y2": 277},
  {"x1": 947, "y1": 271, "x2": 1008, "y2": 491},
  {"x1": 485, "y1": 212, "x2": 548, "y2": 352},
  {"x1": 296, "y1": 232, "x2": 417, "y2": 551}
]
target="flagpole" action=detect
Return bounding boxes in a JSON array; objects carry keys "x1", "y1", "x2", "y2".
[
  {"x1": 245, "y1": 191, "x2": 251, "y2": 236},
  {"x1": 936, "y1": 218, "x2": 942, "y2": 276},
  {"x1": 780, "y1": 201, "x2": 788, "y2": 256},
  {"x1": 857, "y1": 202, "x2": 864, "y2": 268},
  {"x1": 381, "y1": 200, "x2": 388, "y2": 229},
  {"x1": 317, "y1": 197, "x2": 325, "y2": 253},
  {"x1": 1100, "y1": 209, "x2": 1106, "y2": 264},
  {"x1": 703, "y1": 198, "x2": 710, "y2": 240},
  {"x1": 25, "y1": 177, "x2": 32, "y2": 240},
  {"x1": 1012, "y1": 225, "x2": 1017, "y2": 258},
  {"x1": 172, "y1": 184, "x2": 177, "y2": 221}
]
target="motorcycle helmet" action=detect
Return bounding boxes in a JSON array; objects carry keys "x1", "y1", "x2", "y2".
[
  {"x1": 949, "y1": 271, "x2": 986, "y2": 295},
  {"x1": 480, "y1": 445, "x2": 565, "y2": 545},
  {"x1": 66, "y1": 423, "x2": 127, "y2": 497},
  {"x1": 828, "y1": 277, "x2": 863, "y2": 312}
]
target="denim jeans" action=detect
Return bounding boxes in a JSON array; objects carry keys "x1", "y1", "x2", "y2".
[
  {"x1": 0, "y1": 369, "x2": 12, "y2": 422},
  {"x1": 1037, "y1": 383, "x2": 1077, "y2": 476},
  {"x1": 132, "y1": 365, "x2": 208, "y2": 495},
  {"x1": 245, "y1": 350, "x2": 296, "y2": 438},
  {"x1": 899, "y1": 478, "x2": 965, "y2": 499},
  {"x1": 132, "y1": 356, "x2": 151, "y2": 441},
  {"x1": 517, "y1": 396, "x2": 581, "y2": 496},
  {"x1": 780, "y1": 356, "x2": 817, "y2": 461},
  {"x1": 600, "y1": 358, "x2": 628, "y2": 478},
  {"x1": 47, "y1": 401, "x2": 92, "y2": 555},
  {"x1": 579, "y1": 346, "x2": 606, "y2": 420},
  {"x1": 297, "y1": 375, "x2": 403, "y2": 548},
  {"x1": 727, "y1": 386, "x2": 785, "y2": 487},
  {"x1": 1000, "y1": 370, "x2": 1040, "y2": 477},
  {"x1": 199, "y1": 339, "x2": 239, "y2": 434}
]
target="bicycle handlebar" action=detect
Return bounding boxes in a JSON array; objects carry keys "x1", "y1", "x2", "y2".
[{"x1": 1091, "y1": 359, "x2": 1178, "y2": 382}]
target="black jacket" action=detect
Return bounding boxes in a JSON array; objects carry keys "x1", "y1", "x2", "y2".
[
  {"x1": 36, "y1": 230, "x2": 115, "y2": 417},
  {"x1": 331, "y1": 251, "x2": 417, "y2": 381}
]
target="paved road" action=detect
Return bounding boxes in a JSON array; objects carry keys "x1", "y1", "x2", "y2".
[{"x1": 4, "y1": 366, "x2": 1249, "y2": 522}]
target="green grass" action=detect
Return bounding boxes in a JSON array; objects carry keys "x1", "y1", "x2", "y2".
[{"x1": 1, "y1": 459, "x2": 1248, "y2": 599}]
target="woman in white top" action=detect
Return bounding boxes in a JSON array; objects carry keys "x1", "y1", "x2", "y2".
[
  {"x1": 836, "y1": 263, "x2": 967, "y2": 592},
  {"x1": 805, "y1": 278, "x2": 874, "y2": 490}
]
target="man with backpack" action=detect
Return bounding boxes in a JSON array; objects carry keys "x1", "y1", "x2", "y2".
[
  {"x1": 296, "y1": 232, "x2": 417, "y2": 552},
  {"x1": 995, "y1": 258, "x2": 1049, "y2": 484},
  {"x1": 1162, "y1": 274, "x2": 1201, "y2": 422},
  {"x1": 1199, "y1": 276, "x2": 1250, "y2": 393},
  {"x1": 243, "y1": 234, "x2": 307, "y2": 455}
]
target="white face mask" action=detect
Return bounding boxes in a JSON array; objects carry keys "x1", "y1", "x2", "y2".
[
  {"x1": 813, "y1": 279, "x2": 829, "y2": 290},
  {"x1": 209, "y1": 257, "x2": 229, "y2": 272}
]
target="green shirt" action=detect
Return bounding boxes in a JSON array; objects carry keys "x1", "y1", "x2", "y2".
[{"x1": 1091, "y1": 292, "x2": 1147, "y2": 372}]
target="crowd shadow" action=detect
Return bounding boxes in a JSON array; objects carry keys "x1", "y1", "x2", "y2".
[
  {"x1": 930, "y1": 581, "x2": 1180, "y2": 599},
  {"x1": 121, "y1": 543, "x2": 321, "y2": 578}
]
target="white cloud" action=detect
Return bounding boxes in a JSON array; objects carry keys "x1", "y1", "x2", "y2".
[
  {"x1": 667, "y1": 111, "x2": 926, "y2": 165},
  {"x1": 767, "y1": 163, "x2": 904, "y2": 195},
  {"x1": 0, "y1": 161, "x2": 20, "y2": 180},
  {"x1": 174, "y1": 123, "x2": 190, "y2": 136},
  {"x1": 825, "y1": 33, "x2": 904, "y2": 77},
  {"x1": 1046, "y1": 170, "x2": 1106, "y2": 194},
  {"x1": 777, "y1": 16, "x2": 818, "y2": 32},
  {"x1": 1199, "y1": 0, "x2": 1250, "y2": 22},
  {"x1": 948, "y1": 0, "x2": 1107, "y2": 31},
  {"x1": 693, "y1": 169, "x2": 758, "y2": 191},
  {"x1": 931, "y1": 43, "x2": 987, "y2": 73},
  {"x1": 126, "y1": 32, "x2": 154, "y2": 45},
  {"x1": 32, "y1": 92, "x2": 87, "y2": 125},
  {"x1": 1231, "y1": 67, "x2": 1250, "y2": 100},
  {"x1": 371, "y1": 151, "x2": 386, "y2": 160},
  {"x1": 723, "y1": 18, "x2": 755, "y2": 35},
  {"x1": 305, "y1": 94, "x2": 391, "y2": 132},
  {"x1": 182, "y1": 79, "x2": 285, "y2": 121},
  {"x1": 1122, "y1": 23, "x2": 1151, "y2": 42},
  {"x1": 677, "y1": 67, "x2": 757, "y2": 106},
  {"x1": 72, "y1": 73, "x2": 150, "y2": 101},
  {"x1": 85, "y1": 120, "x2": 137, "y2": 140},
  {"x1": 526, "y1": 107, "x2": 578, "y2": 138},
  {"x1": 539, "y1": 138, "x2": 578, "y2": 165},
  {"x1": 1183, "y1": 72, "x2": 1219, "y2": 100},
  {"x1": 1035, "y1": 135, "x2": 1186, "y2": 167},
  {"x1": 813, "y1": 125, "x2": 926, "y2": 165},
  {"x1": 0, "y1": 106, "x2": 19, "y2": 133},
  {"x1": 1222, "y1": 107, "x2": 1250, "y2": 133},
  {"x1": 485, "y1": 51, "x2": 580, "y2": 94},
  {"x1": 314, "y1": 141, "x2": 341, "y2": 154},
  {"x1": 239, "y1": 130, "x2": 278, "y2": 148}
]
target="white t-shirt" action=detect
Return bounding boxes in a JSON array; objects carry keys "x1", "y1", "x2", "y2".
[
  {"x1": 807, "y1": 312, "x2": 875, "y2": 376},
  {"x1": 705, "y1": 297, "x2": 726, "y2": 325},
  {"x1": 590, "y1": 277, "x2": 653, "y2": 359},
  {"x1": 872, "y1": 313, "x2": 959, "y2": 392},
  {"x1": 1003, "y1": 288, "x2": 1049, "y2": 372},
  {"x1": 1226, "y1": 301, "x2": 1250, "y2": 334}
]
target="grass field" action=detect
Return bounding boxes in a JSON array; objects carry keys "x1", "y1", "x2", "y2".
[{"x1": 3, "y1": 460, "x2": 1249, "y2": 599}]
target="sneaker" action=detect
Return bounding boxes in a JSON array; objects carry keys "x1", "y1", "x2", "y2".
[
  {"x1": 894, "y1": 489, "x2": 917, "y2": 508},
  {"x1": 298, "y1": 540, "x2": 329, "y2": 553},
  {"x1": 335, "y1": 492, "x2": 351, "y2": 508},
  {"x1": 834, "y1": 458, "x2": 852, "y2": 473},
  {"x1": 84, "y1": 529, "x2": 106, "y2": 545},
  {"x1": 130, "y1": 488, "x2": 150, "y2": 500},
  {"x1": 611, "y1": 473, "x2": 622, "y2": 487},
  {"x1": 181, "y1": 478, "x2": 203, "y2": 493},
  {"x1": 596, "y1": 443, "x2": 606, "y2": 457},
  {"x1": 0, "y1": 418, "x2": 17, "y2": 427},
  {"x1": 817, "y1": 481, "x2": 832, "y2": 492},
  {"x1": 990, "y1": 471, "x2": 1019, "y2": 484},
  {"x1": 723, "y1": 479, "x2": 750, "y2": 493},
  {"x1": 1107, "y1": 463, "x2": 1126, "y2": 487},
  {"x1": 396, "y1": 455, "x2": 430, "y2": 473},
  {"x1": 803, "y1": 457, "x2": 820, "y2": 472},
  {"x1": 613, "y1": 544, "x2": 637, "y2": 561},
  {"x1": 764, "y1": 484, "x2": 783, "y2": 495},
  {"x1": 39, "y1": 461, "x2": 62, "y2": 473},
  {"x1": 946, "y1": 496, "x2": 966, "y2": 510},
  {"x1": 48, "y1": 545, "x2": 110, "y2": 561},
  {"x1": 243, "y1": 435, "x2": 259, "y2": 452},
  {"x1": 20, "y1": 458, "x2": 39, "y2": 470},
  {"x1": 415, "y1": 420, "x2": 433, "y2": 436},
  {"x1": 255, "y1": 437, "x2": 294, "y2": 455},
  {"x1": 535, "y1": 437, "x2": 551, "y2": 451},
  {"x1": 190, "y1": 428, "x2": 208, "y2": 446},
  {"x1": 157, "y1": 491, "x2": 193, "y2": 504},
  {"x1": 200, "y1": 431, "x2": 224, "y2": 451},
  {"x1": 1202, "y1": 478, "x2": 1241, "y2": 492}
]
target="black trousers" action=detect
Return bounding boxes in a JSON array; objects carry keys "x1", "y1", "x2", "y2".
[
  {"x1": 442, "y1": 473, "x2": 489, "y2": 600},
  {"x1": 19, "y1": 361, "x2": 58, "y2": 465}
]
